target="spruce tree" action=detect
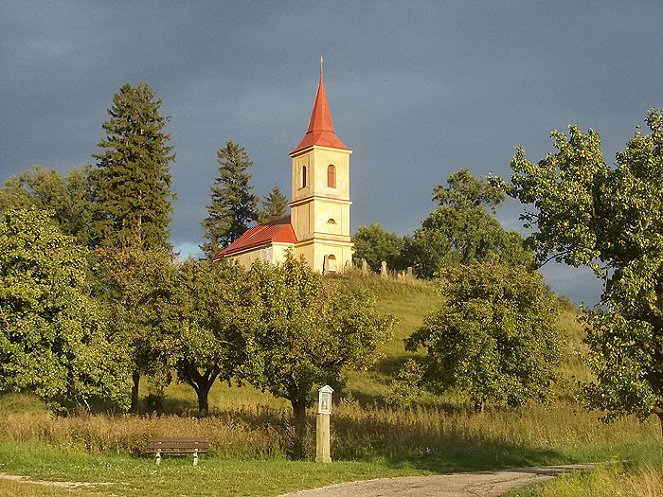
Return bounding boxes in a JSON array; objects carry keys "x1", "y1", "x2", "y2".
[
  {"x1": 93, "y1": 82, "x2": 175, "y2": 250},
  {"x1": 259, "y1": 184, "x2": 288, "y2": 223},
  {"x1": 201, "y1": 141, "x2": 259, "y2": 257},
  {"x1": 92, "y1": 82, "x2": 175, "y2": 411}
]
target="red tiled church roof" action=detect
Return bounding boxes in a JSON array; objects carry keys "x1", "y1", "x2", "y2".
[
  {"x1": 290, "y1": 61, "x2": 349, "y2": 155},
  {"x1": 213, "y1": 216, "x2": 297, "y2": 260}
]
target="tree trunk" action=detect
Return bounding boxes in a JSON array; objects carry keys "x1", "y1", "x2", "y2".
[
  {"x1": 290, "y1": 399, "x2": 308, "y2": 460},
  {"x1": 180, "y1": 365, "x2": 218, "y2": 417},
  {"x1": 196, "y1": 384, "x2": 211, "y2": 417},
  {"x1": 130, "y1": 371, "x2": 140, "y2": 413}
]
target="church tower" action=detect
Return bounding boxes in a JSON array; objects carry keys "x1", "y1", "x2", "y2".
[{"x1": 290, "y1": 62, "x2": 353, "y2": 273}]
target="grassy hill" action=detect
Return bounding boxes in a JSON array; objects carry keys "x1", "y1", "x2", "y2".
[{"x1": 0, "y1": 273, "x2": 661, "y2": 496}]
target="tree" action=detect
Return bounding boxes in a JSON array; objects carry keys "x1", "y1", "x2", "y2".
[
  {"x1": 167, "y1": 259, "x2": 246, "y2": 416},
  {"x1": 201, "y1": 141, "x2": 259, "y2": 257},
  {"x1": 506, "y1": 109, "x2": 663, "y2": 431},
  {"x1": 260, "y1": 184, "x2": 288, "y2": 224},
  {"x1": 93, "y1": 246, "x2": 175, "y2": 412},
  {"x1": 0, "y1": 208, "x2": 131, "y2": 411},
  {"x1": 93, "y1": 82, "x2": 175, "y2": 250},
  {"x1": 241, "y1": 255, "x2": 394, "y2": 458},
  {"x1": 352, "y1": 223, "x2": 404, "y2": 272},
  {"x1": 402, "y1": 169, "x2": 532, "y2": 278},
  {"x1": 0, "y1": 165, "x2": 101, "y2": 248},
  {"x1": 406, "y1": 260, "x2": 559, "y2": 411}
]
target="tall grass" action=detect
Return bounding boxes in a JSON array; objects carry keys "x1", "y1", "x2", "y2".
[{"x1": 1, "y1": 395, "x2": 657, "y2": 465}]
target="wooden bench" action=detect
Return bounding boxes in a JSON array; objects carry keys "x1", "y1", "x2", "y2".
[{"x1": 146, "y1": 437, "x2": 210, "y2": 465}]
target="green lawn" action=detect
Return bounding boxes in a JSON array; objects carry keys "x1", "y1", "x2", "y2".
[{"x1": 0, "y1": 442, "x2": 432, "y2": 497}]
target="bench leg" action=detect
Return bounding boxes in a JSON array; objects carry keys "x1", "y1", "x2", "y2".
[
  {"x1": 193, "y1": 448, "x2": 198, "y2": 466},
  {"x1": 155, "y1": 449, "x2": 161, "y2": 465}
]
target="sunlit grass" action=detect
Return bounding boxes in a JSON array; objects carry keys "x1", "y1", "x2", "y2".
[{"x1": 1, "y1": 275, "x2": 661, "y2": 496}]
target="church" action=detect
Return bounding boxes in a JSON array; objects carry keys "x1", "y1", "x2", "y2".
[{"x1": 214, "y1": 64, "x2": 354, "y2": 273}]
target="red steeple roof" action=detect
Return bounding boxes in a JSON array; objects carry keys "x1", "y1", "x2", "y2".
[{"x1": 290, "y1": 61, "x2": 349, "y2": 155}]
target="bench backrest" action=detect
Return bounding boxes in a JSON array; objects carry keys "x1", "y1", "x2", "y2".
[{"x1": 147, "y1": 437, "x2": 210, "y2": 454}]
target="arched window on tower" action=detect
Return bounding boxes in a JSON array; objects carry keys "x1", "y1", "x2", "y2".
[
  {"x1": 301, "y1": 165, "x2": 307, "y2": 188},
  {"x1": 327, "y1": 165, "x2": 336, "y2": 188}
]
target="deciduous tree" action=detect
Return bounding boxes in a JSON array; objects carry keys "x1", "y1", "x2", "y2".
[
  {"x1": 506, "y1": 108, "x2": 663, "y2": 432},
  {"x1": 352, "y1": 223, "x2": 404, "y2": 272},
  {"x1": 94, "y1": 247, "x2": 175, "y2": 412},
  {"x1": 406, "y1": 260, "x2": 559, "y2": 411},
  {"x1": 241, "y1": 255, "x2": 394, "y2": 458},
  {"x1": 0, "y1": 165, "x2": 101, "y2": 248},
  {"x1": 167, "y1": 259, "x2": 246, "y2": 416},
  {"x1": 403, "y1": 169, "x2": 532, "y2": 278},
  {"x1": 0, "y1": 208, "x2": 131, "y2": 411}
]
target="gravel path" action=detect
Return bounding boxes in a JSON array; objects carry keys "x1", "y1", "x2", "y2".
[{"x1": 279, "y1": 464, "x2": 600, "y2": 497}]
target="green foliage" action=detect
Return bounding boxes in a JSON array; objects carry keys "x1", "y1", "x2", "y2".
[
  {"x1": 201, "y1": 141, "x2": 259, "y2": 257},
  {"x1": 407, "y1": 260, "x2": 559, "y2": 411},
  {"x1": 167, "y1": 259, "x2": 247, "y2": 415},
  {"x1": 403, "y1": 169, "x2": 533, "y2": 278},
  {"x1": 259, "y1": 184, "x2": 288, "y2": 224},
  {"x1": 0, "y1": 208, "x2": 131, "y2": 411},
  {"x1": 93, "y1": 82, "x2": 175, "y2": 250},
  {"x1": 0, "y1": 165, "x2": 101, "y2": 248},
  {"x1": 93, "y1": 247, "x2": 175, "y2": 411},
  {"x1": 240, "y1": 255, "x2": 394, "y2": 456},
  {"x1": 507, "y1": 108, "x2": 663, "y2": 425},
  {"x1": 352, "y1": 223, "x2": 405, "y2": 271}
]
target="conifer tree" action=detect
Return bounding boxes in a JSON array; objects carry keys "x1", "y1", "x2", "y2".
[
  {"x1": 201, "y1": 141, "x2": 259, "y2": 257},
  {"x1": 93, "y1": 82, "x2": 175, "y2": 250},
  {"x1": 92, "y1": 83, "x2": 175, "y2": 411},
  {"x1": 259, "y1": 184, "x2": 288, "y2": 223}
]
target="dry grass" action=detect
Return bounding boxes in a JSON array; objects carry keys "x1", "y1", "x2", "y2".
[{"x1": 1, "y1": 396, "x2": 658, "y2": 464}]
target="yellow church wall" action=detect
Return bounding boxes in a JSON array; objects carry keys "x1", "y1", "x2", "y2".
[
  {"x1": 310, "y1": 198, "x2": 350, "y2": 237},
  {"x1": 226, "y1": 242, "x2": 295, "y2": 267},
  {"x1": 295, "y1": 238, "x2": 353, "y2": 273},
  {"x1": 291, "y1": 199, "x2": 312, "y2": 241},
  {"x1": 291, "y1": 146, "x2": 351, "y2": 202},
  {"x1": 308, "y1": 147, "x2": 351, "y2": 200}
]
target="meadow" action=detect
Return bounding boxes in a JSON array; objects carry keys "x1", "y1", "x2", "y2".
[{"x1": 1, "y1": 274, "x2": 661, "y2": 496}]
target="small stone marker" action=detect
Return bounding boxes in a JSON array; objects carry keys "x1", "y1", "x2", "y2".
[
  {"x1": 316, "y1": 385, "x2": 333, "y2": 463},
  {"x1": 407, "y1": 266, "x2": 413, "y2": 278},
  {"x1": 361, "y1": 258, "x2": 369, "y2": 276},
  {"x1": 380, "y1": 260, "x2": 387, "y2": 278}
]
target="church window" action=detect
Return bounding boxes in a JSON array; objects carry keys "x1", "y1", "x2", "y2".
[
  {"x1": 327, "y1": 165, "x2": 336, "y2": 188},
  {"x1": 301, "y1": 165, "x2": 307, "y2": 188}
]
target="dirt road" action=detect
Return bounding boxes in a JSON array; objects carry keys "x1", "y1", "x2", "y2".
[{"x1": 280, "y1": 464, "x2": 598, "y2": 497}]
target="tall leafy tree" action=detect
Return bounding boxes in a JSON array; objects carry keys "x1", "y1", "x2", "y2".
[
  {"x1": 241, "y1": 255, "x2": 394, "y2": 458},
  {"x1": 506, "y1": 109, "x2": 663, "y2": 432},
  {"x1": 0, "y1": 208, "x2": 131, "y2": 411},
  {"x1": 94, "y1": 247, "x2": 175, "y2": 412},
  {"x1": 402, "y1": 169, "x2": 532, "y2": 278},
  {"x1": 406, "y1": 260, "x2": 559, "y2": 412},
  {"x1": 93, "y1": 82, "x2": 175, "y2": 250},
  {"x1": 201, "y1": 141, "x2": 259, "y2": 257},
  {"x1": 352, "y1": 223, "x2": 404, "y2": 271},
  {"x1": 0, "y1": 165, "x2": 101, "y2": 248},
  {"x1": 167, "y1": 259, "x2": 246, "y2": 416},
  {"x1": 259, "y1": 184, "x2": 288, "y2": 224}
]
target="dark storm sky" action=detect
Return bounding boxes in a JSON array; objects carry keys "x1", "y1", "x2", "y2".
[{"x1": 2, "y1": 1, "x2": 661, "y2": 304}]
